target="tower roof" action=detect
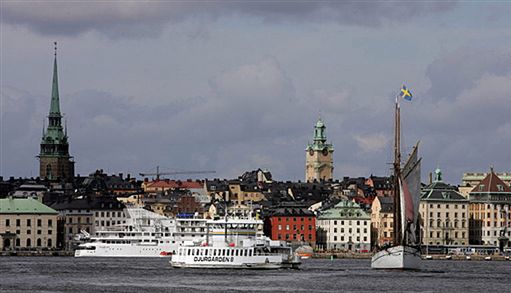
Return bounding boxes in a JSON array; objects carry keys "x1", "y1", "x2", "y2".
[
  {"x1": 470, "y1": 167, "x2": 511, "y2": 193},
  {"x1": 315, "y1": 118, "x2": 325, "y2": 128},
  {"x1": 49, "y1": 42, "x2": 61, "y2": 116}
]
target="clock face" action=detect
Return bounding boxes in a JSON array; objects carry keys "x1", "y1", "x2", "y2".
[
  {"x1": 322, "y1": 148, "x2": 329, "y2": 156},
  {"x1": 309, "y1": 149, "x2": 314, "y2": 156}
]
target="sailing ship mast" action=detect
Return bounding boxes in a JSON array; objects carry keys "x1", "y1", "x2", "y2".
[{"x1": 393, "y1": 100, "x2": 402, "y2": 246}]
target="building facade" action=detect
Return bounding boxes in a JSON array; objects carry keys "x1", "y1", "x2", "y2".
[
  {"x1": 370, "y1": 196, "x2": 394, "y2": 248},
  {"x1": 305, "y1": 118, "x2": 334, "y2": 182},
  {"x1": 420, "y1": 169, "x2": 469, "y2": 246},
  {"x1": 0, "y1": 197, "x2": 58, "y2": 250},
  {"x1": 317, "y1": 200, "x2": 371, "y2": 252},
  {"x1": 468, "y1": 169, "x2": 511, "y2": 249},
  {"x1": 38, "y1": 45, "x2": 74, "y2": 181},
  {"x1": 263, "y1": 207, "x2": 316, "y2": 247}
]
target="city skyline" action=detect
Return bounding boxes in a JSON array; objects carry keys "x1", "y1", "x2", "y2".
[{"x1": 1, "y1": 2, "x2": 511, "y2": 183}]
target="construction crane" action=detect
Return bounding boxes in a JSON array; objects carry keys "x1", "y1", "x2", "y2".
[{"x1": 139, "y1": 166, "x2": 216, "y2": 180}]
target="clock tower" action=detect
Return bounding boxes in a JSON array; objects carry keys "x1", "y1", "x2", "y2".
[{"x1": 305, "y1": 118, "x2": 334, "y2": 182}]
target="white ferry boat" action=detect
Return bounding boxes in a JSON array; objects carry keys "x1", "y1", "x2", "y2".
[
  {"x1": 74, "y1": 208, "x2": 263, "y2": 258},
  {"x1": 170, "y1": 219, "x2": 301, "y2": 269}
]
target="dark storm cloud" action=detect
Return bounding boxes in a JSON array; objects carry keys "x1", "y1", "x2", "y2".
[
  {"x1": 404, "y1": 47, "x2": 511, "y2": 180},
  {"x1": 1, "y1": 1, "x2": 457, "y2": 38}
]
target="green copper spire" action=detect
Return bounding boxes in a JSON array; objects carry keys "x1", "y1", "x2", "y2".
[
  {"x1": 313, "y1": 118, "x2": 326, "y2": 142},
  {"x1": 49, "y1": 42, "x2": 61, "y2": 116},
  {"x1": 434, "y1": 168, "x2": 442, "y2": 182},
  {"x1": 38, "y1": 42, "x2": 74, "y2": 181},
  {"x1": 306, "y1": 116, "x2": 334, "y2": 152}
]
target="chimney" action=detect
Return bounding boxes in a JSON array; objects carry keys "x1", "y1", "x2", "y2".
[
  {"x1": 127, "y1": 174, "x2": 131, "y2": 180},
  {"x1": 119, "y1": 173, "x2": 123, "y2": 180},
  {"x1": 429, "y1": 172, "x2": 432, "y2": 184}
]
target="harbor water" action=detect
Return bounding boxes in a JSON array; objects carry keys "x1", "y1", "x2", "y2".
[{"x1": 0, "y1": 257, "x2": 509, "y2": 292}]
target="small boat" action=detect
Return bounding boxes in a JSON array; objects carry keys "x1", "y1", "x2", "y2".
[
  {"x1": 484, "y1": 256, "x2": 492, "y2": 261},
  {"x1": 465, "y1": 255, "x2": 471, "y2": 260},
  {"x1": 445, "y1": 255, "x2": 452, "y2": 260},
  {"x1": 295, "y1": 244, "x2": 313, "y2": 259},
  {"x1": 424, "y1": 255, "x2": 433, "y2": 260}
]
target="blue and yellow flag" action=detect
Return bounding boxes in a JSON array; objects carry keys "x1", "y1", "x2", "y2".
[{"x1": 400, "y1": 85, "x2": 413, "y2": 101}]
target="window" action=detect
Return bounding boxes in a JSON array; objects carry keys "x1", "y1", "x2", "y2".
[
  {"x1": 27, "y1": 219, "x2": 31, "y2": 226},
  {"x1": 334, "y1": 220, "x2": 337, "y2": 225},
  {"x1": 278, "y1": 225, "x2": 282, "y2": 230},
  {"x1": 27, "y1": 229, "x2": 31, "y2": 235},
  {"x1": 5, "y1": 219, "x2": 10, "y2": 226},
  {"x1": 16, "y1": 219, "x2": 20, "y2": 226},
  {"x1": 37, "y1": 219, "x2": 42, "y2": 227},
  {"x1": 286, "y1": 225, "x2": 289, "y2": 230},
  {"x1": 48, "y1": 219, "x2": 53, "y2": 227}
]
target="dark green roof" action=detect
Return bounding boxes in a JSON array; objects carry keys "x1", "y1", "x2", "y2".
[{"x1": 0, "y1": 198, "x2": 58, "y2": 214}]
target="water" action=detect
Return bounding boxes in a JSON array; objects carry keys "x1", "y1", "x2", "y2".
[{"x1": 0, "y1": 257, "x2": 509, "y2": 292}]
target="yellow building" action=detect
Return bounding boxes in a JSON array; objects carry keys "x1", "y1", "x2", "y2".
[
  {"x1": 0, "y1": 197, "x2": 58, "y2": 250},
  {"x1": 305, "y1": 118, "x2": 334, "y2": 182},
  {"x1": 370, "y1": 196, "x2": 394, "y2": 247}
]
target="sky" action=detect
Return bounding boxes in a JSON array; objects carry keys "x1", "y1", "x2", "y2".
[{"x1": 1, "y1": 1, "x2": 510, "y2": 185}]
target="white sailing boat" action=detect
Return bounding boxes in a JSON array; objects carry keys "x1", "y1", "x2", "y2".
[{"x1": 371, "y1": 90, "x2": 422, "y2": 270}]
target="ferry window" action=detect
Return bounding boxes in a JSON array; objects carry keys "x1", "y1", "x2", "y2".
[
  {"x1": 226, "y1": 250, "x2": 230, "y2": 256},
  {"x1": 187, "y1": 250, "x2": 191, "y2": 256},
  {"x1": 249, "y1": 250, "x2": 252, "y2": 256},
  {"x1": 235, "y1": 250, "x2": 238, "y2": 256},
  {"x1": 222, "y1": 249, "x2": 226, "y2": 256},
  {"x1": 205, "y1": 249, "x2": 208, "y2": 256},
  {"x1": 213, "y1": 250, "x2": 216, "y2": 256}
]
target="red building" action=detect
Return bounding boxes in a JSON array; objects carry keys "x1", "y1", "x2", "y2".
[{"x1": 264, "y1": 207, "x2": 316, "y2": 247}]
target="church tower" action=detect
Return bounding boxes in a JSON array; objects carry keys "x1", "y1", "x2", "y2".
[
  {"x1": 305, "y1": 118, "x2": 334, "y2": 182},
  {"x1": 38, "y1": 43, "x2": 74, "y2": 181}
]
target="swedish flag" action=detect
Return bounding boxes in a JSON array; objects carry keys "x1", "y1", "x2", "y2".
[{"x1": 400, "y1": 85, "x2": 413, "y2": 101}]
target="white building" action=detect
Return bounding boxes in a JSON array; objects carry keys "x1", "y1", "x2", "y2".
[{"x1": 317, "y1": 200, "x2": 371, "y2": 252}]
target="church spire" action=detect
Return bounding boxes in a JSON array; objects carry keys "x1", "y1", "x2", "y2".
[{"x1": 49, "y1": 42, "x2": 61, "y2": 116}]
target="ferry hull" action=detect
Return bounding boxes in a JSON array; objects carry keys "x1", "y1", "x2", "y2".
[
  {"x1": 74, "y1": 244, "x2": 176, "y2": 257},
  {"x1": 371, "y1": 245, "x2": 421, "y2": 270}
]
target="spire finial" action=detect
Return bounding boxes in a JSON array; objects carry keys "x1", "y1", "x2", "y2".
[{"x1": 54, "y1": 41, "x2": 57, "y2": 57}]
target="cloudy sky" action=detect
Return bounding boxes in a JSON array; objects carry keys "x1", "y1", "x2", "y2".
[{"x1": 1, "y1": 1, "x2": 510, "y2": 184}]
